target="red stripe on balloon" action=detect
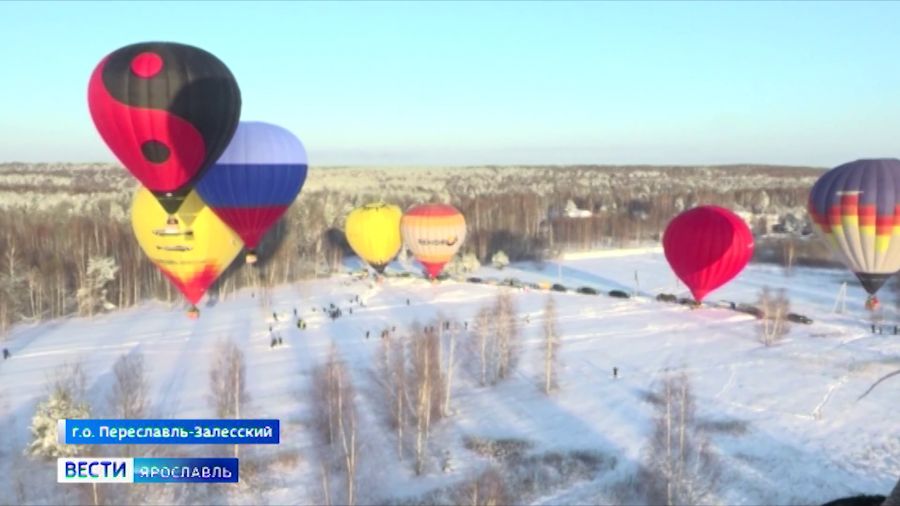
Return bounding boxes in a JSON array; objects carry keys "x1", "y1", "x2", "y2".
[
  {"x1": 405, "y1": 204, "x2": 461, "y2": 217},
  {"x1": 158, "y1": 264, "x2": 220, "y2": 305},
  {"x1": 211, "y1": 205, "x2": 289, "y2": 249},
  {"x1": 420, "y1": 260, "x2": 447, "y2": 279}
]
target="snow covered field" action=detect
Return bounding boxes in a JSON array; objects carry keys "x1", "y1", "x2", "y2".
[{"x1": 1, "y1": 250, "x2": 898, "y2": 505}]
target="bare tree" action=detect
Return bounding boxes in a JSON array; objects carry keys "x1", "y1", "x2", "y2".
[
  {"x1": 542, "y1": 296, "x2": 560, "y2": 394},
  {"x1": 410, "y1": 326, "x2": 446, "y2": 475},
  {"x1": 454, "y1": 467, "x2": 511, "y2": 506},
  {"x1": 208, "y1": 338, "x2": 247, "y2": 458},
  {"x1": 108, "y1": 351, "x2": 149, "y2": 419},
  {"x1": 376, "y1": 331, "x2": 408, "y2": 460},
  {"x1": 638, "y1": 372, "x2": 720, "y2": 506},
  {"x1": 311, "y1": 345, "x2": 359, "y2": 506},
  {"x1": 443, "y1": 320, "x2": 458, "y2": 416},
  {"x1": 495, "y1": 291, "x2": 520, "y2": 380},
  {"x1": 783, "y1": 238, "x2": 796, "y2": 276},
  {"x1": 757, "y1": 287, "x2": 790, "y2": 346},
  {"x1": 375, "y1": 322, "x2": 448, "y2": 475},
  {"x1": 472, "y1": 307, "x2": 494, "y2": 386}
]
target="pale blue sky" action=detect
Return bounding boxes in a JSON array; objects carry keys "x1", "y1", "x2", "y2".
[{"x1": 1, "y1": 1, "x2": 898, "y2": 166}]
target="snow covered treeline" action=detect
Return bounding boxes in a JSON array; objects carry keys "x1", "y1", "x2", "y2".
[{"x1": 0, "y1": 163, "x2": 824, "y2": 339}]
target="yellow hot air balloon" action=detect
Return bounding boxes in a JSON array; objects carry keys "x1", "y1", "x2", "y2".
[
  {"x1": 131, "y1": 186, "x2": 243, "y2": 318},
  {"x1": 345, "y1": 202, "x2": 403, "y2": 273},
  {"x1": 400, "y1": 203, "x2": 467, "y2": 279}
]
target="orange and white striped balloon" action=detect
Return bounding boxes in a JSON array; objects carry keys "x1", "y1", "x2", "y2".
[{"x1": 400, "y1": 203, "x2": 467, "y2": 278}]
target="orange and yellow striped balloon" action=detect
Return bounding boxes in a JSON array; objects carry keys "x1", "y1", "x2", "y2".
[
  {"x1": 400, "y1": 203, "x2": 466, "y2": 278},
  {"x1": 131, "y1": 186, "x2": 243, "y2": 316}
]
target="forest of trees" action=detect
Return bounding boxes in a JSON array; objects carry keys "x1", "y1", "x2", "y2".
[{"x1": 0, "y1": 163, "x2": 826, "y2": 337}]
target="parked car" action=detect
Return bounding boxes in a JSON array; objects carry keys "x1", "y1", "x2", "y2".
[
  {"x1": 609, "y1": 290, "x2": 630, "y2": 299},
  {"x1": 735, "y1": 304, "x2": 764, "y2": 318},
  {"x1": 577, "y1": 286, "x2": 599, "y2": 295},
  {"x1": 787, "y1": 313, "x2": 813, "y2": 324},
  {"x1": 551, "y1": 283, "x2": 567, "y2": 292},
  {"x1": 678, "y1": 298, "x2": 701, "y2": 308}
]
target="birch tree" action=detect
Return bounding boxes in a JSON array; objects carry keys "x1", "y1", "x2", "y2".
[
  {"x1": 311, "y1": 346, "x2": 359, "y2": 506},
  {"x1": 757, "y1": 287, "x2": 790, "y2": 346},
  {"x1": 542, "y1": 295, "x2": 560, "y2": 394},
  {"x1": 209, "y1": 339, "x2": 248, "y2": 458},
  {"x1": 639, "y1": 373, "x2": 720, "y2": 506}
]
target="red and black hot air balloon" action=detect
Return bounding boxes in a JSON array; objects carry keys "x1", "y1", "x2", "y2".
[
  {"x1": 88, "y1": 42, "x2": 241, "y2": 218},
  {"x1": 662, "y1": 205, "x2": 754, "y2": 303}
]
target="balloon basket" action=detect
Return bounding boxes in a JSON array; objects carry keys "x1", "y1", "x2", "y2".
[
  {"x1": 865, "y1": 296, "x2": 880, "y2": 312},
  {"x1": 246, "y1": 251, "x2": 258, "y2": 265},
  {"x1": 186, "y1": 306, "x2": 200, "y2": 319}
]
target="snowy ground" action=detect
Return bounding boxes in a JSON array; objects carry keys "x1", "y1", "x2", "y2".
[{"x1": 1, "y1": 250, "x2": 898, "y2": 505}]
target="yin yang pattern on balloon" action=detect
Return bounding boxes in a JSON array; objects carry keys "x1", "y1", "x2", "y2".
[{"x1": 88, "y1": 42, "x2": 241, "y2": 211}]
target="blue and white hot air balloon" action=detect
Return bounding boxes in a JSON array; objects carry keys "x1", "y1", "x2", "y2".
[{"x1": 195, "y1": 121, "x2": 308, "y2": 264}]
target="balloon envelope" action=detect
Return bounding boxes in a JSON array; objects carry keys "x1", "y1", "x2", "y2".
[
  {"x1": 195, "y1": 121, "x2": 307, "y2": 256},
  {"x1": 345, "y1": 203, "x2": 403, "y2": 273},
  {"x1": 131, "y1": 187, "x2": 243, "y2": 309},
  {"x1": 400, "y1": 204, "x2": 466, "y2": 279},
  {"x1": 808, "y1": 158, "x2": 900, "y2": 295},
  {"x1": 662, "y1": 205, "x2": 753, "y2": 302},
  {"x1": 89, "y1": 42, "x2": 241, "y2": 215}
]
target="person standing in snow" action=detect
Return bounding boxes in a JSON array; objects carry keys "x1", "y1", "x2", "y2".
[
  {"x1": 2, "y1": 348, "x2": 9, "y2": 360},
  {"x1": 613, "y1": 367, "x2": 619, "y2": 379}
]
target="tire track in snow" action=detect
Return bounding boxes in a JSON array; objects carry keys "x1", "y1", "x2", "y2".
[{"x1": 812, "y1": 374, "x2": 849, "y2": 420}]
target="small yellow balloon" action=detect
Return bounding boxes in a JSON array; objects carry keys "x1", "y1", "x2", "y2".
[
  {"x1": 131, "y1": 187, "x2": 243, "y2": 309},
  {"x1": 345, "y1": 202, "x2": 403, "y2": 273}
]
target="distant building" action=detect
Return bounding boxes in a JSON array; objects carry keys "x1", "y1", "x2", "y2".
[{"x1": 564, "y1": 199, "x2": 592, "y2": 218}]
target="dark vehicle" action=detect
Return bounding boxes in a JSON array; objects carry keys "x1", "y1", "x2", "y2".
[
  {"x1": 678, "y1": 297, "x2": 701, "y2": 308},
  {"x1": 735, "y1": 303, "x2": 764, "y2": 318},
  {"x1": 577, "y1": 286, "x2": 599, "y2": 295},
  {"x1": 551, "y1": 283, "x2": 567, "y2": 292},
  {"x1": 609, "y1": 290, "x2": 630, "y2": 299},
  {"x1": 502, "y1": 278, "x2": 524, "y2": 288},
  {"x1": 787, "y1": 313, "x2": 813, "y2": 325},
  {"x1": 656, "y1": 293, "x2": 678, "y2": 303},
  {"x1": 467, "y1": 277, "x2": 483, "y2": 284}
]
